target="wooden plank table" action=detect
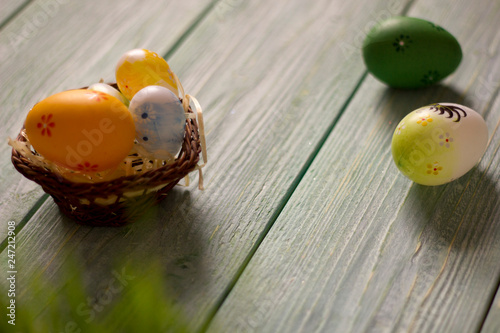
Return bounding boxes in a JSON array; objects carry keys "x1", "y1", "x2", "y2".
[{"x1": 0, "y1": 0, "x2": 499, "y2": 332}]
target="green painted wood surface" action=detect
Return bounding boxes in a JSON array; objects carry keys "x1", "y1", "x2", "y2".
[
  {"x1": 1, "y1": 0, "x2": 499, "y2": 332},
  {"x1": 0, "y1": 0, "x2": 31, "y2": 28},
  {"x1": 0, "y1": 0, "x2": 417, "y2": 331},
  {"x1": 208, "y1": 0, "x2": 500, "y2": 332},
  {"x1": 0, "y1": 0, "x2": 216, "y2": 242},
  {"x1": 483, "y1": 287, "x2": 500, "y2": 332}
]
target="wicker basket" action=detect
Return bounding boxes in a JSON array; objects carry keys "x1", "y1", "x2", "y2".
[{"x1": 10, "y1": 84, "x2": 206, "y2": 226}]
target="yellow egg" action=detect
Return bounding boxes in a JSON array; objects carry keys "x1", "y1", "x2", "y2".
[
  {"x1": 25, "y1": 89, "x2": 135, "y2": 172},
  {"x1": 115, "y1": 49, "x2": 178, "y2": 100}
]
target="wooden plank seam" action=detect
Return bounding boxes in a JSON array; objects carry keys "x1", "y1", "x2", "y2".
[
  {"x1": 0, "y1": 0, "x2": 33, "y2": 31},
  {"x1": 0, "y1": 0, "x2": 220, "y2": 244},
  {"x1": 198, "y1": 70, "x2": 369, "y2": 332}
]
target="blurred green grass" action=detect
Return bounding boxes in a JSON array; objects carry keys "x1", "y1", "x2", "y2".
[{"x1": 0, "y1": 258, "x2": 192, "y2": 333}]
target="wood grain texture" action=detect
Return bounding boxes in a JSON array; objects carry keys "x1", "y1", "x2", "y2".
[
  {"x1": 0, "y1": 0, "x2": 30, "y2": 28},
  {"x1": 0, "y1": 0, "x2": 215, "y2": 242},
  {"x1": 0, "y1": 0, "x2": 416, "y2": 331},
  {"x1": 208, "y1": 0, "x2": 500, "y2": 332},
  {"x1": 483, "y1": 285, "x2": 500, "y2": 332}
]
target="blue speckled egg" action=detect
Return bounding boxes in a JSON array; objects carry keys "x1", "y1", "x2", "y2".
[{"x1": 129, "y1": 86, "x2": 185, "y2": 159}]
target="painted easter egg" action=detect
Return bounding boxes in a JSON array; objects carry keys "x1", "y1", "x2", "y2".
[
  {"x1": 362, "y1": 16, "x2": 462, "y2": 88},
  {"x1": 129, "y1": 85, "x2": 185, "y2": 160},
  {"x1": 88, "y1": 83, "x2": 129, "y2": 106},
  {"x1": 391, "y1": 103, "x2": 488, "y2": 185},
  {"x1": 116, "y1": 49, "x2": 178, "y2": 100},
  {"x1": 25, "y1": 89, "x2": 135, "y2": 172}
]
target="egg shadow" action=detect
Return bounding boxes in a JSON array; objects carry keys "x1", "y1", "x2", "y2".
[
  {"x1": 380, "y1": 81, "x2": 499, "y2": 249},
  {"x1": 378, "y1": 83, "x2": 473, "y2": 120},
  {"x1": 403, "y1": 165, "x2": 499, "y2": 251}
]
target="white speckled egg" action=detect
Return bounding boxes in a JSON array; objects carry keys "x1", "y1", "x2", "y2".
[
  {"x1": 129, "y1": 85, "x2": 185, "y2": 160},
  {"x1": 392, "y1": 103, "x2": 488, "y2": 185}
]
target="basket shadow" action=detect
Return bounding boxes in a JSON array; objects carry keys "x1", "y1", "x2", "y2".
[{"x1": 63, "y1": 185, "x2": 208, "y2": 303}]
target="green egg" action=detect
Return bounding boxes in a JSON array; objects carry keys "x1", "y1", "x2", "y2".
[{"x1": 362, "y1": 16, "x2": 462, "y2": 88}]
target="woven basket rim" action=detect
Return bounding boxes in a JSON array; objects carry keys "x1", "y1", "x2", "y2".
[
  {"x1": 12, "y1": 119, "x2": 199, "y2": 190},
  {"x1": 11, "y1": 84, "x2": 203, "y2": 199}
]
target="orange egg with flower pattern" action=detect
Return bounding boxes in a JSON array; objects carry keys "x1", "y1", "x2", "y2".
[{"x1": 25, "y1": 89, "x2": 135, "y2": 172}]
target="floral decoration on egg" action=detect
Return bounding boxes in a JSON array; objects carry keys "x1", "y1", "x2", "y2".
[
  {"x1": 391, "y1": 103, "x2": 488, "y2": 185},
  {"x1": 116, "y1": 49, "x2": 178, "y2": 100},
  {"x1": 362, "y1": 16, "x2": 462, "y2": 88},
  {"x1": 88, "y1": 83, "x2": 129, "y2": 106},
  {"x1": 25, "y1": 89, "x2": 136, "y2": 172},
  {"x1": 129, "y1": 85, "x2": 186, "y2": 160}
]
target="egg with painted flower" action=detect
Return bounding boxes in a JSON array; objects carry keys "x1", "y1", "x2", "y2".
[
  {"x1": 116, "y1": 48, "x2": 178, "y2": 100},
  {"x1": 129, "y1": 85, "x2": 186, "y2": 160},
  {"x1": 25, "y1": 89, "x2": 135, "y2": 172},
  {"x1": 391, "y1": 103, "x2": 488, "y2": 185},
  {"x1": 88, "y1": 82, "x2": 129, "y2": 106},
  {"x1": 362, "y1": 16, "x2": 462, "y2": 88}
]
